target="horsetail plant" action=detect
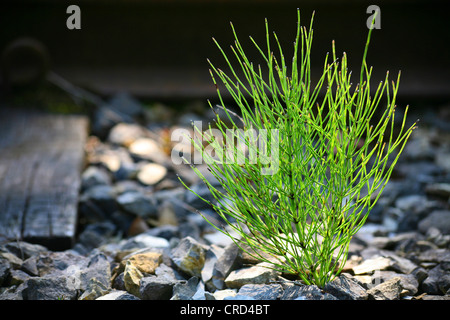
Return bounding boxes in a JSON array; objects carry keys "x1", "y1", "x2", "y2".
[{"x1": 178, "y1": 10, "x2": 416, "y2": 288}]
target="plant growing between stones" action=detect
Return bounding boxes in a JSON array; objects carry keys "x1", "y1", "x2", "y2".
[{"x1": 180, "y1": 10, "x2": 416, "y2": 287}]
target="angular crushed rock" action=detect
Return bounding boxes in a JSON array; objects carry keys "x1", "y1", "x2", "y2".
[
  {"x1": 170, "y1": 237, "x2": 206, "y2": 278},
  {"x1": 224, "y1": 264, "x2": 279, "y2": 289},
  {"x1": 367, "y1": 277, "x2": 403, "y2": 300},
  {"x1": 324, "y1": 274, "x2": 368, "y2": 300},
  {"x1": 281, "y1": 284, "x2": 337, "y2": 300}
]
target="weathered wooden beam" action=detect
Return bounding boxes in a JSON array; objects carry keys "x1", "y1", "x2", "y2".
[{"x1": 0, "y1": 108, "x2": 88, "y2": 250}]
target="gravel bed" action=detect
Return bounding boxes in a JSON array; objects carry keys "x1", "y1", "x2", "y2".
[{"x1": 1, "y1": 94, "x2": 449, "y2": 300}]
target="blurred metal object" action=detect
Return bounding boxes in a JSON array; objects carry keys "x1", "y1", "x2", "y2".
[
  {"x1": 1, "y1": 37, "x2": 50, "y2": 87},
  {"x1": 47, "y1": 71, "x2": 104, "y2": 106}
]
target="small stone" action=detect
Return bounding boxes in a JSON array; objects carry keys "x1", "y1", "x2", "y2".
[
  {"x1": 382, "y1": 207, "x2": 404, "y2": 232},
  {"x1": 201, "y1": 291, "x2": 214, "y2": 300},
  {"x1": 156, "y1": 201, "x2": 179, "y2": 226},
  {"x1": 116, "y1": 191, "x2": 158, "y2": 218},
  {"x1": 178, "y1": 220, "x2": 202, "y2": 240},
  {"x1": 91, "y1": 147, "x2": 134, "y2": 174},
  {"x1": 81, "y1": 185, "x2": 118, "y2": 214},
  {"x1": 114, "y1": 162, "x2": 140, "y2": 181},
  {"x1": 79, "y1": 251, "x2": 112, "y2": 291},
  {"x1": 224, "y1": 263, "x2": 279, "y2": 289},
  {"x1": 112, "y1": 272, "x2": 126, "y2": 291},
  {"x1": 91, "y1": 106, "x2": 124, "y2": 140},
  {"x1": 425, "y1": 183, "x2": 450, "y2": 198},
  {"x1": 153, "y1": 187, "x2": 185, "y2": 202},
  {"x1": 137, "y1": 163, "x2": 168, "y2": 185},
  {"x1": 372, "y1": 271, "x2": 419, "y2": 297},
  {"x1": 385, "y1": 231, "x2": 420, "y2": 251},
  {"x1": 352, "y1": 256, "x2": 392, "y2": 275},
  {"x1": 129, "y1": 138, "x2": 169, "y2": 165},
  {"x1": 171, "y1": 276, "x2": 198, "y2": 300},
  {"x1": 359, "y1": 247, "x2": 384, "y2": 260},
  {"x1": 395, "y1": 195, "x2": 429, "y2": 213},
  {"x1": 370, "y1": 237, "x2": 391, "y2": 249},
  {"x1": 394, "y1": 195, "x2": 438, "y2": 232},
  {"x1": 436, "y1": 150, "x2": 450, "y2": 172},
  {"x1": 0, "y1": 251, "x2": 23, "y2": 269},
  {"x1": 21, "y1": 256, "x2": 39, "y2": 277},
  {"x1": 416, "y1": 248, "x2": 450, "y2": 265},
  {"x1": 114, "y1": 180, "x2": 146, "y2": 195},
  {"x1": 127, "y1": 216, "x2": 150, "y2": 236},
  {"x1": 77, "y1": 221, "x2": 117, "y2": 251},
  {"x1": 237, "y1": 284, "x2": 284, "y2": 300},
  {"x1": 192, "y1": 280, "x2": 207, "y2": 300},
  {"x1": 0, "y1": 257, "x2": 10, "y2": 286},
  {"x1": 78, "y1": 199, "x2": 109, "y2": 224},
  {"x1": 78, "y1": 278, "x2": 110, "y2": 300},
  {"x1": 0, "y1": 284, "x2": 25, "y2": 300},
  {"x1": 121, "y1": 233, "x2": 170, "y2": 251},
  {"x1": 203, "y1": 231, "x2": 236, "y2": 248},
  {"x1": 23, "y1": 276, "x2": 79, "y2": 300},
  {"x1": 2, "y1": 241, "x2": 48, "y2": 260},
  {"x1": 108, "y1": 123, "x2": 147, "y2": 147},
  {"x1": 353, "y1": 275, "x2": 372, "y2": 289},
  {"x1": 281, "y1": 285, "x2": 337, "y2": 300},
  {"x1": 426, "y1": 227, "x2": 450, "y2": 248},
  {"x1": 127, "y1": 252, "x2": 163, "y2": 275},
  {"x1": 81, "y1": 166, "x2": 112, "y2": 190},
  {"x1": 385, "y1": 252, "x2": 419, "y2": 274},
  {"x1": 418, "y1": 210, "x2": 450, "y2": 235},
  {"x1": 155, "y1": 263, "x2": 185, "y2": 281},
  {"x1": 367, "y1": 277, "x2": 402, "y2": 300},
  {"x1": 213, "y1": 289, "x2": 238, "y2": 300},
  {"x1": 123, "y1": 260, "x2": 144, "y2": 297},
  {"x1": 411, "y1": 267, "x2": 428, "y2": 285},
  {"x1": 421, "y1": 265, "x2": 450, "y2": 295},
  {"x1": 96, "y1": 290, "x2": 140, "y2": 300},
  {"x1": 146, "y1": 224, "x2": 180, "y2": 240},
  {"x1": 208, "y1": 242, "x2": 242, "y2": 291},
  {"x1": 223, "y1": 294, "x2": 256, "y2": 300},
  {"x1": 420, "y1": 262, "x2": 438, "y2": 269},
  {"x1": 139, "y1": 276, "x2": 178, "y2": 300},
  {"x1": 33, "y1": 251, "x2": 89, "y2": 277},
  {"x1": 421, "y1": 295, "x2": 450, "y2": 301},
  {"x1": 397, "y1": 274, "x2": 420, "y2": 297},
  {"x1": 403, "y1": 240, "x2": 439, "y2": 253},
  {"x1": 170, "y1": 236, "x2": 206, "y2": 278},
  {"x1": 201, "y1": 245, "x2": 225, "y2": 284},
  {"x1": 8, "y1": 269, "x2": 31, "y2": 286},
  {"x1": 129, "y1": 138, "x2": 160, "y2": 157},
  {"x1": 323, "y1": 274, "x2": 368, "y2": 300}
]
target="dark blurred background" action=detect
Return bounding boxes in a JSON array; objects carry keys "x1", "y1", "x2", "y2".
[{"x1": 1, "y1": 0, "x2": 449, "y2": 105}]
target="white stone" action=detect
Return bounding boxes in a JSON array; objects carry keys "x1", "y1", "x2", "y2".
[
  {"x1": 128, "y1": 234, "x2": 170, "y2": 248},
  {"x1": 224, "y1": 264, "x2": 278, "y2": 289},
  {"x1": 352, "y1": 256, "x2": 392, "y2": 275},
  {"x1": 203, "y1": 230, "x2": 236, "y2": 247},
  {"x1": 137, "y1": 163, "x2": 167, "y2": 185},
  {"x1": 129, "y1": 138, "x2": 169, "y2": 165},
  {"x1": 108, "y1": 123, "x2": 147, "y2": 146},
  {"x1": 96, "y1": 290, "x2": 129, "y2": 300},
  {"x1": 213, "y1": 289, "x2": 238, "y2": 300}
]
